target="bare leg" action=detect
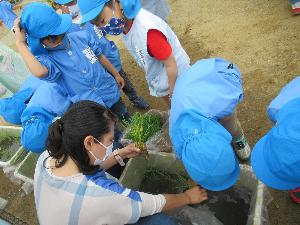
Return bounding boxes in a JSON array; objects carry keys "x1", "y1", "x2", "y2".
[
  {"x1": 219, "y1": 111, "x2": 243, "y2": 141},
  {"x1": 219, "y1": 111, "x2": 251, "y2": 160}
]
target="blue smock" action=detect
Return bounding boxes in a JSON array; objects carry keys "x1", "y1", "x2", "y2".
[
  {"x1": 0, "y1": 0, "x2": 16, "y2": 30},
  {"x1": 85, "y1": 22, "x2": 122, "y2": 71},
  {"x1": 26, "y1": 82, "x2": 71, "y2": 117},
  {"x1": 37, "y1": 28, "x2": 120, "y2": 108},
  {"x1": 170, "y1": 58, "x2": 243, "y2": 131}
]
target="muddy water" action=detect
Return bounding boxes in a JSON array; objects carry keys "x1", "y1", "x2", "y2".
[
  {"x1": 139, "y1": 170, "x2": 252, "y2": 225},
  {"x1": 199, "y1": 186, "x2": 252, "y2": 225}
]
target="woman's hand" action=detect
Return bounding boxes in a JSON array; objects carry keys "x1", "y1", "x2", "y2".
[
  {"x1": 14, "y1": 18, "x2": 26, "y2": 46},
  {"x1": 118, "y1": 143, "x2": 140, "y2": 159},
  {"x1": 115, "y1": 73, "x2": 125, "y2": 89},
  {"x1": 162, "y1": 186, "x2": 208, "y2": 211},
  {"x1": 184, "y1": 186, "x2": 208, "y2": 204}
]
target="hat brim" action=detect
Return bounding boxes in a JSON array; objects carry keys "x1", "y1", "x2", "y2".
[
  {"x1": 80, "y1": 4, "x2": 104, "y2": 24},
  {"x1": 251, "y1": 135, "x2": 299, "y2": 190},
  {"x1": 120, "y1": 0, "x2": 141, "y2": 19},
  {"x1": 51, "y1": 14, "x2": 72, "y2": 36},
  {"x1": 0, "y1": 88, "x2": 34, "y2": 125},
  {"x1": 200, "y1": 156, "x2": 240, "y2": 191},
  {"x1": 55, "y1": 0, "x2": 73, "y2": 4}
]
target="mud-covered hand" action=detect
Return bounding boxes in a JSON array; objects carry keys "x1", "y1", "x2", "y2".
[
  {"x1": 184, "y1": 186, "x2": 208, "y2": 204},
  {"x1": 118, "y1": 143, "x2": 141, "y2": 159}
]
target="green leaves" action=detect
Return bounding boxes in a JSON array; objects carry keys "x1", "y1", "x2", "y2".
[{"x1": 126, "y1": 113, "x2": 163, "y2": 149}]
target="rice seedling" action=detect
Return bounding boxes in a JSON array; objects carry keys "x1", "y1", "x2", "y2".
[{"x1": 125, "y1": 112, "x2": 163, "y2": 157}]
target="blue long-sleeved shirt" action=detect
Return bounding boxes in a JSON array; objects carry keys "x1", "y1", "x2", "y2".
[
  {"x1": 37, "y1": 28, "x2": 120, "y2": 108},
  {"x1": 0, "y1": 0, "x2": 16, "y2": 30}
]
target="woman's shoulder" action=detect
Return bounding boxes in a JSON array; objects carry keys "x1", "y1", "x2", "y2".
[{"x1": 85, "y1": 171, "x2": 142, "y2": 202}]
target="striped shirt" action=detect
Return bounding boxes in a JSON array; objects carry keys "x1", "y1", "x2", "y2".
[{"x1": 34, "y1": 152, "x2": 166, "y2": 225}]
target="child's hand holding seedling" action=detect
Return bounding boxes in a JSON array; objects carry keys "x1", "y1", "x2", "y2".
[{"x1": 125, "y1": 112, "x2": 163, "y2": 159}]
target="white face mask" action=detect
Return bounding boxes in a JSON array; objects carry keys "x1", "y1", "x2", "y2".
[
  {"x1": 68, "y1": 4, "x2": 80, "y2": 18},
  {"x1": 89, "y1": 138, "x2": 113, "y2": 166}
]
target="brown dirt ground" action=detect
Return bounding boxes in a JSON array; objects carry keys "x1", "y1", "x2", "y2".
[{"x1": 0, "y1": 0, "x2": 300, "y2": 224}]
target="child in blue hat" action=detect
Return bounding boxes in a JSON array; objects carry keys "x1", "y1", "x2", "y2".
[
  {"x1": 0, "y1": 75, "x2": 72, "y2": 152},
  {"x1": 251, "y1": 76, "x2": 300, "y2": 203},
  {"x1": 78, "y1": 0, "x2": 190, "y2": 105},
  {"x1": 171, "y1": 109, "x2": 241, "y2": 191},
  {"x1": 14, "y1": 2, "x2": 130, "y2": 122},
  {"x1": 169, "y1": 58, "x2": 249, "y2": 190},
  {"x1": 0, "y1": 0, "x2": 48, "y2": 56},
  {"x1": 170, "y1": 58, "x2": 251, "y2": 161},
  {"x1": 51, "y1": 0, "x2": 149, "y2": 109},
  {"x1": 21, "y1": 82, "x2": 72, "y2": 152}
]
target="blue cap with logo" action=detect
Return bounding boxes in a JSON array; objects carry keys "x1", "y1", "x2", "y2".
[
  {"x1": 20, "y1": 2, "x2": 72, "y2": 38},
  {"x1": 171, "y1": 109, "x2": 240, "y2": 191},
  {"x1": 0, "y1": 88, "x2": 33, "y2": 125},
  {"x1": 21, "y1": 106, "x2": 54, "y2": 153},
  {"x1": 251, "y1": 98, "x2": 300, "y2": 190}
]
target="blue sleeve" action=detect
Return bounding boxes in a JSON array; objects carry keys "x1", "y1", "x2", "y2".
[
  {"x1": 86, "y1": 171, "x2": 142, "y2": 202},
  {"x1": 19, "y1": 75, "x2": 45, "y2": 92},
  {"x1": 21, "y1": 106, "x2": 54, "y2": 153},
  {"x1": 36, "y1": 55, "x2": 62, "y2": 82},
  {"x1": 0, "y1": 1, "x2": 17, "y2": 30},
  {"x1": 27, "y1": 83, "x2": 71, "y2": 117}
]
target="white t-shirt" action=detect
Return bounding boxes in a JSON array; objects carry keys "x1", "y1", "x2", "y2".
[
  {"x1": 34, "y1": 152, "x2": 166, "y2": 225},
  {"x1": 122, "y1": 9, "x2": 190, "y2": 97}
]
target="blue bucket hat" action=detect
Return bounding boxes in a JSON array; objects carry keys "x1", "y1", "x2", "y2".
[
  {"x1": 21, "y1": 106, "x2": 54, "y2": 153},
  {"x1": 78, "y1": 0, "x2": 141, "y2": 24},
  {"x1": 251, "y1": 98, "x2": 300, "y2": 190},
  {"x1": 78, "y1": 0, "x2": 110, "y2": 24},
  {"x1": 0, "y1": 88, "x2": 33, "y2": 125},
  {"x1": 20, "y1": 2, "x2": 72, "y2": 38},
  {"x1": 171, "y1": 109, "x2": 240, "y2": 191},
  {"x1": 54, "y1": 0, "x2": 73, "y2": 4},
  {"x1": 267, "y1": 76, "x2": 300, "y2": 124}
]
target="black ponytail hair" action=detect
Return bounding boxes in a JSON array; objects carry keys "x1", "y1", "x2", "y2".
[{"x1": 45, "y1": 100, "x2": 116, "y2": 175}]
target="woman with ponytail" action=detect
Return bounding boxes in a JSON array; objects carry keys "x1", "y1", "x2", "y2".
[{"x1": 34, "y1": 100, "x2": 207, "y2": 225}]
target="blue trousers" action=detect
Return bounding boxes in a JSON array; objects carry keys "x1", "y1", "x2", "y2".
[
  {"x1": 110, "y1": 97, "x2": 131, "y2": 123},
  {"x1": 131, "y1": 213, "x2": 178, "y2": 225}
]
